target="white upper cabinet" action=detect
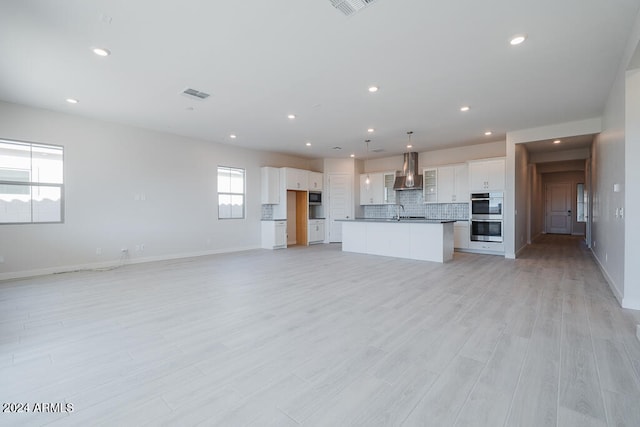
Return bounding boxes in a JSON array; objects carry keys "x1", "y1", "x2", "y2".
[
  {"x1": 283, "y1": 167, "x2": 309, "y2": 190},
  {"x1": 360, "y1": 171, "x2": 396, "y2": 205},
  {"x1": 454, "y1": 164, "x2": 470, "y2": 202},
  {"x1": 359, "y1": 173, "x2": 384, "y2": 205},
  {"x1": 437, "y1": 166, "x2": 455, "y2": 203},
  {"x1": 308, "y1": 171, "x2": 323, "y2": 191},
  {"x1": 424, "y1": 164, "x2": 469, "y2": 203},
  {"x1": 468, "y1": 158, "x2": 505, "y2": 191},
  {"x1": 438, "y1": 163, "x2": 469, "y2": 203},
  {"x1": 261, "y1": 166, "x2": 280, "y2": 204}
]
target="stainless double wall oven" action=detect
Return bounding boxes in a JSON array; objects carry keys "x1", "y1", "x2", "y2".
[{"x1": 470, "y1": 192, "x2": 503, "y2": 242}]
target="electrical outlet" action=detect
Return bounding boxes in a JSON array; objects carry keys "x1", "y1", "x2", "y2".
[
  {"x1": 605, "y1": 253, "x2": 608, "y2": 262},
  {"x1": 140, "y1": 244, "x2": 144, "y2": 251},
  {"x1": 96, "y1": 248, "x2": 102, "y2": 255},
  {"x1": 0, "y1": 255, "x2": 4, "y2": 263},
  {"x1": 620, "y1": 207, "x2": 624, "y2": 219}
]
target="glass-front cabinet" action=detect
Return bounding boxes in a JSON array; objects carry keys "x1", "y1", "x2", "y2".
[
  {"x1": 383, "y1": 172, "x2": 396, "y2": 204},
  {"x1": 423, "y1": 168, "x2": 437, "y2": 203}
]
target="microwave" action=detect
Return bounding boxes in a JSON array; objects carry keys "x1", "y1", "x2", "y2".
[{"x1": 309, "y1": 191, "x2": 322, "y2": 205}]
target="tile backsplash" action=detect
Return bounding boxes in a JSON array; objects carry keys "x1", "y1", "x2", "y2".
[
  {"x1": 262, "y1": 189, "x2": 469, "y2": 221},
  {"x1": 363, "y1": 190, "x2": 468, "y2": 220},
  {"x1": 261, "y1": 204, "x2": 274, "y2": 220}
]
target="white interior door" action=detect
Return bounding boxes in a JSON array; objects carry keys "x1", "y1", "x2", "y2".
[
  {"x1": 546, "y1": 182, "x2": 572, "y2": 234},
  {"x1": 328, "y1": 174, "x2": 352, "y2": 243}
]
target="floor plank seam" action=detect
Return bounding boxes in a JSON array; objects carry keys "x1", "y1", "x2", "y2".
[{"x1": 586, "y1": 291, "x2": 612, "y2": 427}]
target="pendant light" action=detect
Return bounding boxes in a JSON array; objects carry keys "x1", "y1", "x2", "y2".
[
  {"x1": 405, "y1": 132, "x2": 415, "y2": 188},
  {"x1": 364, "y1": 139, "x2": 371, "y2": 190}
]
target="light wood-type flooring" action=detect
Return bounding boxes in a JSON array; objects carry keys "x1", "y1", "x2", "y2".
[{"x1": 1, "y1": 235, "x2": 640, "y2": 426}]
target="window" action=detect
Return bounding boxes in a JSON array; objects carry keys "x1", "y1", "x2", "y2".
[
  {"x1": 217, "y1": 166, "x2": 245, "y2": 219},
  {"x1": 577, "y1": 183, "x2": 586, "y2": 222},
  {"x1": 0, "y1": 139, "x2": 64, "y2": 224}
]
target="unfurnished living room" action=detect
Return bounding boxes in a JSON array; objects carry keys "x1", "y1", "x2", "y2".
[{"x1": 1, "y1": 1, "x2": 640, "y2": 426}]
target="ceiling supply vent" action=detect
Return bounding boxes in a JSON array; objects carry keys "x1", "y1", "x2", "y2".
[
  {"x1": 329, "y1": 0, "x2": 378, "y2": 16},
  {"x1": 181, "y1": 88, "x2": 211, "y2": 100}
]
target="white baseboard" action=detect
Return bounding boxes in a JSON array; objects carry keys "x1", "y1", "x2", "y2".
[
  {"x1": 591, "y1": 248, "x2": 624, "y2": 307},
  {"x1": 622, "y1": 297, "x2": 640, "y2": 311},
  {"x1": 0, "y1": 245, "x2": 261, "y2": 282}
]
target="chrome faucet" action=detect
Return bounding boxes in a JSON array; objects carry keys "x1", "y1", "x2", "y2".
[{"x1": 395, "y1": 204, "x2": 405, "y2": 220}]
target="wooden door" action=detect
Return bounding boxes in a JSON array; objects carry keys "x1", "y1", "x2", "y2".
[
  {"x1": 546, "y1": 182, "x2": 572, "y2": 234},
  {"x1": 295, "y1": 191, "x2": 308, "y2": 246},
  {"x1": 328, "y1": 174, "x2": 352, "y2": 243}
]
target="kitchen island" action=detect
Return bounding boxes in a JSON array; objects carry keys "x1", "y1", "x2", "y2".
[{"x1": 339, "y1": 218, "x2": 455, "y2": 263}]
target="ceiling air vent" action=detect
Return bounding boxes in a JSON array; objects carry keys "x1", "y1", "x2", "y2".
[
  {"x1": 181, "y1": 88, "x2": 211, "y2": 100},
  {"x1": 329, "y1": 0, "x2": 378, "y2": 17}
]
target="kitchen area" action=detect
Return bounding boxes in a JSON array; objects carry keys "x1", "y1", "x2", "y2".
[
  {"x1": 344, "y1": 152, "x2": 505, "y2": 261},
  {"x1": 260, "y1": 152, "x2": 505, "y2": 261},
  {"x1": 260, "y1": 166, "x2": 325, "y2": 249}
]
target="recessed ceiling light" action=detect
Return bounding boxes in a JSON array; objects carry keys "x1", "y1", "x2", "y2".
[
  {"x1": 407, "y1": 145, "x2": 413, "y2": 149},
  {"x1": 367, "y1": 128, "x2": 375, "y2": 133},
  {"x1": 553, "y1": 139, "x2": 561, "y2": 144},
  {"x1": 368, "y1": 86, "x2": 379, "y2": 93},
  {"x1": 460, "y1": 106, "x2": 470, "y2": 112},
  {"x1": 510, "y1": 34, "x2": 527, "y2": 45},
  {"x1": 305, "y1": 142, "x2": 312, "y2": 147},
  {"x1": 66, "y1": 98, "x2": 79, "y2": 104},
  {"x1": 287, "y1": 114, "x2": 296, "y2": 119},
  {"x1": 350, "y1": 153, "x2": 355, "y2": 158},
  {"x1": 92, "y1": 47, "x2": 111, "y2": 57},
  {"x1": 230, "y1": 134, "x2": 237, "y2": 139},
  {"x1": 485, "y1": 131, "x2": 493, "y2": 136}
]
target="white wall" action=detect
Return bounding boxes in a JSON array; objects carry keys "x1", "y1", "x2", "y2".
[
  {"x1": 591, "y1": 8, "x2": 640, "y2": 309},
  {"x1": 514, "y1": 144, "x2": 529, "y2": 255},
  {"x1": 0, "y1": 101, "x2": 312, "y2": 279},
  {"x1": 363, "y1": 140, "x2": 506, "y2": 173},
  {"x1": 624, "y1": 68, "x2": 640, "y2": 308}
]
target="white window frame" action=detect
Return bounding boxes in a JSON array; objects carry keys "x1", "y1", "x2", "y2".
[
  {"x1": 0, "y1": 139, "x2": 64, "y2": 225},
  {"x1": 217, "y1": 166, "x2": 245, "y2": 220}
]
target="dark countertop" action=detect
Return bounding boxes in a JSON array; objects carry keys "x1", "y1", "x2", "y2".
[{"x1": 341, "y1": 218, "x2": 456, "y2": 224}]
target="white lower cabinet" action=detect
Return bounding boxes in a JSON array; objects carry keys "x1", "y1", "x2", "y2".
[
  {"x1": 308, "y1": 219, "x2": 325, "y2": 244},
  {"x1": 261, "y1": 220, "x2": 287, "y2": 249},
  {"x1": 453, "y1": 221, "x2": 469, "y2": 249},
  {"x1": 468, "y1": 241, "x2": 505, "y2": 253}
]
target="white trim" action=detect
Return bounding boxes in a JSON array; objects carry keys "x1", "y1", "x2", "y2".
[
  {"x1": 622, "y1": 297, "x2": 640, "y2": 311},
  {"x1": 514, "y1": 243, "x2": 528, "y2": 258},
  {"x1": 591, "y1": 248, "x2": 624, "y2": 306},
  {"x1": 0, "y1": 245, "x2": 261, "y2": 282}
]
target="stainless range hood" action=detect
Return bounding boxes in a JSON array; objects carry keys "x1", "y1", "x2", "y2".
[{"x1": 393, "y1": 152, "x2": 423, "y2": 190}]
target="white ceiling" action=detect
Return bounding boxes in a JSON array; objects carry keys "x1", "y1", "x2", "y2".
[{"x1": 0, "y1": 0, "x2": 638, "y2": 159}]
